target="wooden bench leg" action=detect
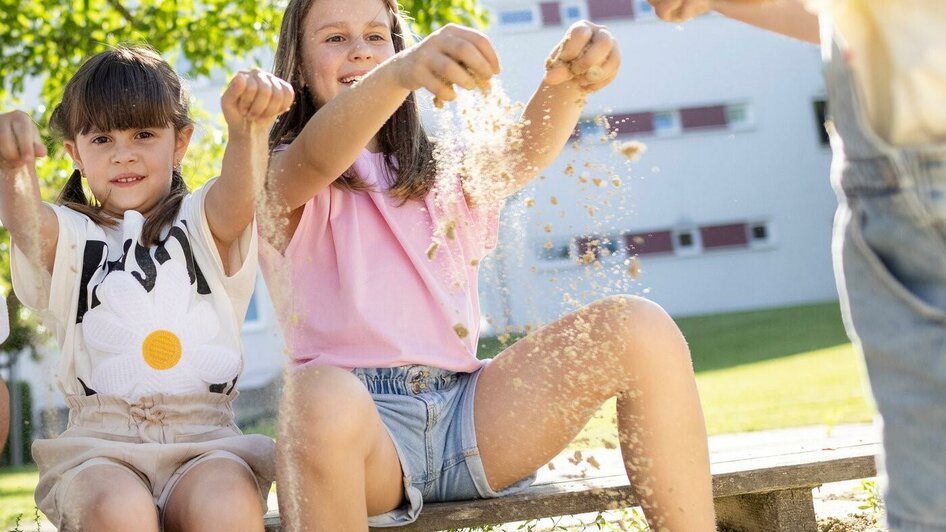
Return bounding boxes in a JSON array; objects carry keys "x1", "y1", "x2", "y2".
[{"x1": 714, "y1": 487, "x2": 818, "y2": 532}]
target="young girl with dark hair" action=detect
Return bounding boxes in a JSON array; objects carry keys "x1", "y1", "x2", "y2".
[{"x1": 0, "y1": 45, "x2": 293, "y2": 531}]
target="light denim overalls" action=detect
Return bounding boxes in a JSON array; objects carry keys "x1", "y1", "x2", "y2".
[{"x1": 825, "y1": 24, "x2": 946, "y2": 532}]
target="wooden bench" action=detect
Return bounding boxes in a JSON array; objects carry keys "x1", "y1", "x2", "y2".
[{"x1": 264, "y1": 430, "x2": 879, "y2": 532}]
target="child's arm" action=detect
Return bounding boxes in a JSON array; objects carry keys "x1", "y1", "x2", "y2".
[
  {"x1": 0, "y1": 111, "x2": 58, "y2": 274},
  {"x1": 205, "y1": 70, "x2": 294, "y2": 259},
  {"x1": 266, "y1": 24, "x2": 501, "y2": 215},
  {"x1": 649, "y1": 0, "x2": 820, "y2": 44},
  {"x1": 500, "y1": 21, "x2": 621, "y2": 194}
]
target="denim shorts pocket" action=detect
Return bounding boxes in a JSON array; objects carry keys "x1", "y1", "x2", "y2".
[{"x1": 847, "y1": 198, "x2": 946, "y2": 323}]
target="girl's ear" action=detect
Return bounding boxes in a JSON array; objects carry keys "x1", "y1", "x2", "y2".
[
  {"x1": 63, "y1": 140, "x2": 84, "y2": 175},
  {"x1": 174, "y1": 125, "x2": 195, "y2": 166}
]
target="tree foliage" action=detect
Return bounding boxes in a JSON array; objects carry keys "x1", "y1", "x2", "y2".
[
  {"x1": 0, "y1": 0, "x2": 487, "y2": 111},
  {"x1": 0, "y1": 0, "x2": 488, "y2": 358}
]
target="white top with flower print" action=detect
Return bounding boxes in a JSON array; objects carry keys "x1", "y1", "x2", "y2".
[{"x1": 11, "y1": 179, "x2": 257, "y2": 400}]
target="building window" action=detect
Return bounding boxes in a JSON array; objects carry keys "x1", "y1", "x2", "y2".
[
  {"x1": 608, "y1": 112, "x2": 655, "y2": 136},
  {"x1": 561, "y1": 2, "x2": 586, "y2": 24},
  {"x1": 673, "y1": 227, "x2": 701, "y2": 256},
  {"x1": 813, "y1": 99, "x2": 830, "y2": 146},
  {"x1": 680, "y1": 105, "x2": 728, "y2": 131},
  {"x1": 700, "y1": 223, "x2": 749, "y2": 249},
  {"x1": 633, "y1": 0, "x2": 656, "y2": 19},
  {"x1": 540, "y1": 1, "x2": 562, "y2": 25},
  {"x1": 499, "y1": 8, "x2": 539, "y2": 28},
  {"x1": 579, "y1": 118, "x2": 605, "y2": 138},
  {"x1": 751, "y1": 224, "x2": 767, "y2": 240},
  {"x1": 600, "y1": 237, "x2": 621, "y2": 257},
  {"x1": 539, "y1": 240, "x2": 571, "y2": 261},
  {"x1": 574, "y1": 236, "x2": 619, "y2": 263},
  {"x1": 748, "y1": 220, "x2": 775, "y2": 248},
  {"x1": 623, "y1": 230, "x2": 674, "y2": 255},
  {"x1": 653, "y1": 110, "x2": 681, "y2": 137},
  {"x1": 726, "y1": 103, "x2": 752, "y2": 130},
  {"x1": 587, "y1": 0, "x2": 634, "y2": 21}
]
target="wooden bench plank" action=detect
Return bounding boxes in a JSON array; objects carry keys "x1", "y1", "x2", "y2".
[{"x1": 263, "y1": 441, "x2": 878, "y2": 531}]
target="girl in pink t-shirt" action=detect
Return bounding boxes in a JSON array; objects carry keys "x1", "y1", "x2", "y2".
[{"x1": 261, "y1": 0, "x2": 715, "y2": 529}]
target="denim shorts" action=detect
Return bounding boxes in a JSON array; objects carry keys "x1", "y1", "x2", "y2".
[
  {"x1": 352, "y1": 365, "x2": 537, "y2": 527},
  {"x1": 826, "y1": 33, "x2": 946, "y2": 531}
]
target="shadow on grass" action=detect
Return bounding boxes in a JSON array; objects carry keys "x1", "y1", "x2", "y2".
[
  {"x1": 477, "y1": 301, "x2": 852, "y2": 373},
  {"x1": 677, "y1": 301, "x2": 851, "y2": 372}
]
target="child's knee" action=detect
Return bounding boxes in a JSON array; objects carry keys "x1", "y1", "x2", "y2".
[
  {"x1": 587, "y1": 295, "x2": 675, "y2": 338},
  {"x1": 281, "y1": 366, "x2": 378, "y2": 451},
  {"x1": 70, "y1": 483, "x2": 156, "y2": 531},
  {"x1": 186, "y1": 478, "x2": 263, "y2": 529},
  {"x1": 588, "y1": 295, "x2": 689, "y2": 367}
]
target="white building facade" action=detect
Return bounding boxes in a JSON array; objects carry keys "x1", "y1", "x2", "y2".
[{"x1": 475, "y1": 0, "x2": 837, "y2": 329}]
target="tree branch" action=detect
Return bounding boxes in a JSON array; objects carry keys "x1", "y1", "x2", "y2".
[{"x1": 104, "y1": 0, "x2": 138, "y2": 27}]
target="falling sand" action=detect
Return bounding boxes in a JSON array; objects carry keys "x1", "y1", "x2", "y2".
[{"x1": 616, "y1": 140, "x2": 647, "y2": 161}]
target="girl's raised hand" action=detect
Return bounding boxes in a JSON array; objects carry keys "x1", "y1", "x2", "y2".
[
  {"x1": 648, "y1": 0, "x2": 774, "y2": 22},
  {"x1": 647, "y1": 0, "x2": 714, "y2": 21},
  {"x1": 0, "y1": 111, "x2": 46, "y2": 172},
  {"x1": 221, "y1": 69, "x2": 295, "y2": 132},
  {"x1": 392, "y1": 23, "x2": 501, "y2": 105},
  {"x1": 544, "y1": 21, "x2": 621, "y2": 92}
]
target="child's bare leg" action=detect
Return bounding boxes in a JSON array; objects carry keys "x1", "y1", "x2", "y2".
[
  {"x1": 475, "y1": 295, "x2": 714, "y2": 531},
  {"x1": 164, "y1": 458, "x2": 264, "y2": 532},
  {"x1": 61, "y1": 465, "x2": 159, "y2": 532},
  {"x1": 277, "y1": 365, "x2": 404, "y2": 531}
]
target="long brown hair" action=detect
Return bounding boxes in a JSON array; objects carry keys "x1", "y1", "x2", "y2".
[
  {"x1": 270, "y1": 0, "x2": 436, "y2": 202},
  {"x1": 49, "y1": 45, "x2": 194, "y2": 246}
]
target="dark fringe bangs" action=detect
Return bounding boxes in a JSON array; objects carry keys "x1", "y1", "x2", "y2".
[{"x1": 69, "y1": 56, "x2": 180, "y2": 135}]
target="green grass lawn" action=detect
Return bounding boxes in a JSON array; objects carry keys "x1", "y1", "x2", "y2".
[
  {"x1": 677, "y1": 302, "x2": 853, "y2": 372},
  {"x1": 572, "y1": 302, "x2": 873, "y2": 447},
  {"x1": 0, "y1": 465, "x2": 42, "y2": 530},
  {"x1": 575, "y1": 342, "x2": 872, "y2": 447},
  {"x1": 0, "y1": 301, "x2": 874, "y2": 528}
]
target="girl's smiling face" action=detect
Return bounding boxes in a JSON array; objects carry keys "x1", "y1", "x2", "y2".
[
  {"x1": 64, "y1": 125, "x2": 192, "y2": 218},
  {"x1": 301, "y1": 0, "x2": 396, "y2": 106}
]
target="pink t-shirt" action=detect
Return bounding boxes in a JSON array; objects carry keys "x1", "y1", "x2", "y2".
[{"x1": 259, "y1": 149, "x2": 501, "y2": 372}]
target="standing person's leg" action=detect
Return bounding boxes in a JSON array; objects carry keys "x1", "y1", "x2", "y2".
[
  {"x1": 474, "y1": 295, "x2": 715, "y2": 531},
  {"x1": 835, "y1": 185, "x2": 946, "y2": 531},
  {"x1": 276, "y1": 365, "x2": 405, "y2": 531},
  {"x1": 822, "y1": 26, "x2": 946, "y2": 529}
]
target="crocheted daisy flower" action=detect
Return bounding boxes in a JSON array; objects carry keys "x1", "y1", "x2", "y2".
[{"x1": 82, "y1": 261, "x2": 241, "y2": 398}]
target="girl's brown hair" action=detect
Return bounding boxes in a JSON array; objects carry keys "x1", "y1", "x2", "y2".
[
  {"x1": 49, "y1": 45, "x2": 193, "y2": 246},
  {"x1": 270, "y1": 0, "x2": 436, "y2": 202}
]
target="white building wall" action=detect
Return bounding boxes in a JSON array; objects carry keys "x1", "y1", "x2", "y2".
[{"x1": 475, "y1": 5, "x2": 838, "y2": 326}]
